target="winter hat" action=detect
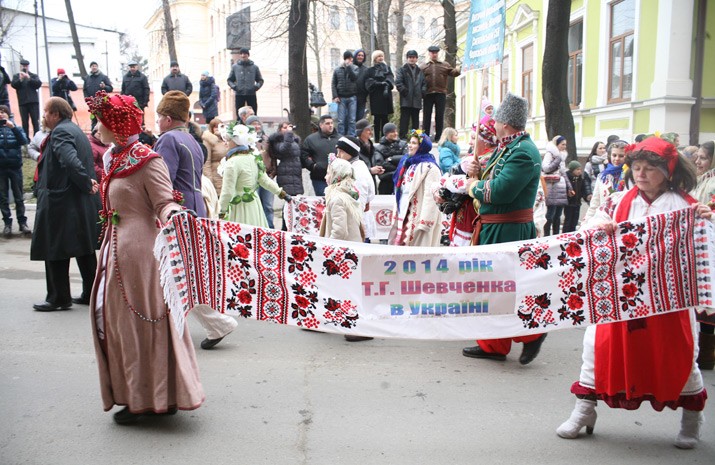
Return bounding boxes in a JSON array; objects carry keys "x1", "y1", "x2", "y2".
[
  {"x1": 238, "y1": 48, "x2": 250, "y2": 55},
  {"x1": 481, "y1": 97, "x2": 493, "y2": 113},
  {"x1": 170, "y1": 61, "x2": 179, "y2": 67},
  {"x1": 493, "y1": 92, "x2": 528, "y2": 130},
  {"x1": 568, "y1": 160, "x2": 582, "y2": 172},
  {"x1": 56, "y1": 68, "x2": 65, "y2": 75},
  {"x1": 406, "y1": 50, "x2": 418, "y2": 58},
  {"x1": 245, "y1": 115, "x2": 261, "y2": 126},
  {"x1": 89, "y1": 61, "x2": 98, "y2": 67},
  {"x1": 85, "y1": 91, "x2": 143, "y2": 145},
  {"x1": 343, "y1": 50, "x2": 353, "y2": 60},
  {"x1": 336, "y1": 136, "x2": 361, "y2": 159},
  {"x1": 383, "y1": 122, "x2": 398, "y2": 135},
  {"x1": 355, "y1": 119, "x2": 373, "y2": 137},
  {"x1": 20, "y1": 59, "x2": 29, "y2": 65},
  {"x1": 201, "y1": 71, "x2": 210, "y2": 77},
  {"x1": 156, "y1": 90, "x2": 190, "y2": 122}
]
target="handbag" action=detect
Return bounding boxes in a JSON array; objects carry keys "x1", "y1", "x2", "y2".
[{"x1": 310, "y1": 89, "x2": 326, "y2": 108}]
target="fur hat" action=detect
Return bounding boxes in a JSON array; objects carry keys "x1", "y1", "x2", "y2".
[
  {"x1": 336, "y1": 136, "x2": 361, "y2": 159},
  {"x1": 493, "y1": 92, "x2": 528, "y2": 130},
  {"x1": 157, "y1": 90, "x2": 190, "y2": 122}
]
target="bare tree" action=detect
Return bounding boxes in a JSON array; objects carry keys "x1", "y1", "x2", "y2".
[
  {"x1": 64, "y1": 0, "x2": 87, "y2": 77},
  {"x1": 161, "y1": 0, "x2": 178, "y2": 63},
  {"x1": 392, "y1": 0, "x2": 406, "y2": 69},
  {"x1": 375, "y1": 0, "x2": 391, "y2": 60},
  {"x1": 441, "y1": 0, "x2": 458, "y2": 128},
  {"x1": 308, "y1": 1, "x2": 325, "y2": 92},
  {"x1": 0, "y1": 0, "x2": 20, "y2": 47},
  {"x1": 288, "y1": 0, "x2": 310, "y2": 140},
  {"x1": 353, "y1": 0, "x2": 372, "y2": 57},
  {"x1": 542, "y1": 0, "x2": 576, "y2": 161}
]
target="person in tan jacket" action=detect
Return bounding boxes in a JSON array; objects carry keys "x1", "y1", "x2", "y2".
[{"x1": 420, "y1": 45, "x2": 461, "y2": 142}]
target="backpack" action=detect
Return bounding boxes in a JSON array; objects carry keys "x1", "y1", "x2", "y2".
[{"x1": 214, "y1": 84, "x2": 221, "y2": 102}]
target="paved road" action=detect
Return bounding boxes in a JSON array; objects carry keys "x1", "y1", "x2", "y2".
[{"x1": 0, "y1": 209, "x2": 713, "y2": 464}]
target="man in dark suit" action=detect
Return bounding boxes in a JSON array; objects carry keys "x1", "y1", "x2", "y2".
[{"x1": 30, "y1": 97, "x2": 101, "y2": 312}]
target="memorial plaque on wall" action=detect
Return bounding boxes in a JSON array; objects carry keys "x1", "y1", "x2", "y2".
[{"x1": 226, "y1": 7, "x2": 251, "y2": 50}]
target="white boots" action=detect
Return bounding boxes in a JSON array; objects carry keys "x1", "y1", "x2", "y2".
[
  {"x1": 557, "y1": 401, "x2": 703, "y2": 449},
  {"x1": 556, "y1": 398, "x2": 597, "y2": 439},
  {"x1": 674, "y1": 409, "x2": 703, "y2": 449}
]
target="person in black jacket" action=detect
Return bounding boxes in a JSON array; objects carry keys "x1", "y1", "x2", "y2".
[
  {"x1": 83, "y1": 62, "x2": 113, "y2": 129},
  {"x1": 300, "y1": 114, "x2": 340, "y2": 196},
  {"x1": 0, "y1": 105, "x2": 29, "y2": 236},
  {"x1": 198, "y1": 71, "x2": 219, "y2": 123},
  {"x1": 11, "y1": 59, "x2": 42, "y2": 136},
  {"x1": 161, "y1": 61, "x2": 192, "y2": 96},
  {"x1": 51, "y1": 68, "x2": 78, "y2": 111},
  {"x1": 354, "y1": 49, "x2": 369, "y2": 121},
  {"x1": 121, "y1": 61, "x2": 150, "y2": 110},
  {"x1": 373, "y1": 122, "x2": 407, "y2": 194},
  {"x1": 331, "y1": 50, "x2": 358, "y2": 137},
  {"x1": 562, "y1": 161, "x2": 592, "y2": 233},
  {"x1": 365, "y1": 50, "x2": 395, "y2": 142},
  {"x1": 31, "y1": 97, "x2": 100, "y2": 312},
  {"x1": 269, "y1": 122, "x2": 303, "y2": 197},
  {"x1": 395, "y1": 50, "x2": 427, "y2": 139},
  {"x1": 227, "y1": 48, "x2": 264, "y2": 116}
]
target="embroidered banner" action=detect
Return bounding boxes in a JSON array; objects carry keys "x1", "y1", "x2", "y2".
[{"x1": 155, "y1": 208, "x2": 715, "y2": 339}]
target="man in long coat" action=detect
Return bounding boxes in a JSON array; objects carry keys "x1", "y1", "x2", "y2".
[
  {"x1": 461, "y1": 93, "x2": 548, "y2": 365},
  {"x1": 31, "y1": 97, "x2": 100, "y2": 311}
]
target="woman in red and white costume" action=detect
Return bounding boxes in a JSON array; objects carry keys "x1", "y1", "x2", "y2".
[{"x1": 557, "y1": 137, "x2": 709, "y2": 449}]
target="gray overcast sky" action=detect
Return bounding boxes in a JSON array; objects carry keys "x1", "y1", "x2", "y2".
[{"x1": 16, "y1": 0, "x2": 156, "y2": 52}]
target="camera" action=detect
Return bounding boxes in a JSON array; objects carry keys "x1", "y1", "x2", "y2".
[{"x1": 0, "y1": 119, "x2": 7, "y2": 126}]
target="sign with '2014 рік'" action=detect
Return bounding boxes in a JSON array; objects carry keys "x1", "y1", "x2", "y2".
[{"x1": 361, "y1": 253, "x2": 517, "y2": 319}]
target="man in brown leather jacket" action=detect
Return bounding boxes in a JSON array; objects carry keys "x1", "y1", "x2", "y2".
[{"x1": 420, "y1": 45, "x2": 461, "y2": 141}]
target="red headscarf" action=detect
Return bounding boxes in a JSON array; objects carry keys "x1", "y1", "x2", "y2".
[
  {"x1": 85, "y1": 91, "x2": 143, "y2": 145},
  {"x1": 625, "y1": 137, "x2": 679, "y2": 177}
]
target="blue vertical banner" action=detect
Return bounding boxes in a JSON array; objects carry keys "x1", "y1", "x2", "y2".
[{"x1": 463, "y1": 0, "x2": 506, "y2": 70}]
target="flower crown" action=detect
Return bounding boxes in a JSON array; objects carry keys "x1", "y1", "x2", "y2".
[
  {"x1": 406, "y1": 129, "x2": 426, "y2": 143},
  {"x1": 220, "y1": 121, "x2": 258, "y2": 146}
]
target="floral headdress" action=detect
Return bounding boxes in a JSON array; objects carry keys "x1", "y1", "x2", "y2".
[
  {"x1": 406, "y1": 129, "x2": 433, "y2": 155},
  {"x1": 406, "y1": 129, "x2": 426, "y2": 144},
  {"x1": 85, "y1": 90, "x2": 142, "y2": 145},
  {"x1": 625, "y1": 137, "x2": 679, "y2": 177},
  {"x1": 219, "y1": 121, "x2": 258, "y2": 147}
]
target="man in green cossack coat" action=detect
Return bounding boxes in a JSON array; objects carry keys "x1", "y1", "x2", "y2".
[{"x1": 462, "y1": 92, "x2": 548, "y2": 365}]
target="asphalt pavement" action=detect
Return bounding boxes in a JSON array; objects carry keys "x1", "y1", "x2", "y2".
[{"x1": 0, "y1": 208, "x2": 713, "y2": 465}]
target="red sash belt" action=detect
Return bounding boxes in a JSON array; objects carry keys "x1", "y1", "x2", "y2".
[{"x1": 471, "y1": 208, "x2": 534, "y2": 245}]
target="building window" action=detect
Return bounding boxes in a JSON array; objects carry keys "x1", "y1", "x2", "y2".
[
  {"x1": 608, "y1": 0, "x2": 635, "y2": 103},
  {"x1": 330, "y1": 48, "x2": 340, "y2": 69},
  {"x1": 417, "y1": 17, "x2": 425, "y2": 37},
  {"x1": 568, "y1": 19, "x2": 583, "y2": 108},
  {"x1": 346, "y1": 8, "x2": 356, "y2": 31},
  {"x1": 404, "y1": 15, "x2": 412, "y2": 37},
  {"x1": 522, "y1": 45, "x2": 533, "y2": 115},
  {"x1": 500, "y1": 55, "x2": 509, "y2": 101},
  {"x1": 330, "y1": 6, "x2": 340, "y2": 29},
  {"x1": 430, "y1": 19, "x2": 438, "y2": 39},
  {"x1": 460, "y1": 75, "x2": 466, "y2": 127}
]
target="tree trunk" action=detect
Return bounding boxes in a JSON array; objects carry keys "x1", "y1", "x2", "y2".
[
  {"x1": 354, "y1": 0, "x2": 372, "y2": 58},
  {"x1": 376, "y1": 0, "x2": 391, "y2": 62},
  {"x1": 393, "y1": 0, "x2": 406, "y2": 69},
  {"x1": 309, "y1": 1, "x2": 322, "y2": 93},
  {"x1": 162, "y1": 0, "x2": 178, "y2": 63},
  {"x1": 64, "y1": 0, "x2": 86, "y2": 77},
  {"x1": 289, "y1": 0, "x2": 311, "y2": 141},
  {"x1": 542, "y1": 0, "x2": 576, "y2": 161},
  {"x1": 442, "y1": 0, "x2": 458, "y2": 128}
]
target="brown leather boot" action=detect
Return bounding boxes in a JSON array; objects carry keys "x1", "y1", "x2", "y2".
[{"x1": 697, "y1": 332, "x2": 715, "y2": 370}]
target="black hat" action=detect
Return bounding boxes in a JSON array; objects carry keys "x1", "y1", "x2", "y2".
[
  {"x1": 239, "y1": 47, "x2": 250, "y2": 55},
  {"x1": 89, "y1": 61, "x2": 98, "y2": 67},
  {"x1": 20, "y1": 59, "x2": 30, "y2": 65},
  {"x1": 343, "y1": 50, "x2": 353, "y2": 60},
  {"x1": 355, "y1": 118, "x2": 373, "y2": 136},
  {"x1": 336, "y1": 136, "x2": 361, "y2": 159},
  {"x1": 170, "y1": 61, "x2": 179, "y2": 67},
  {"x1": 427, "y1": 45, "x2": 440, "y2": 53},
  {"x1": 406, "y1": 50, "x2": 418, "y2": 58}
]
